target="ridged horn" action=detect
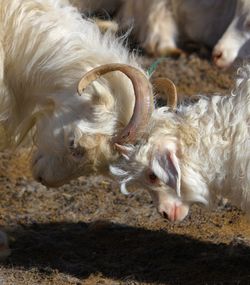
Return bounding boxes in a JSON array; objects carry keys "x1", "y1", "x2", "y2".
[
  {"x1": 77, "y1": 63, "x2": 154, "y2": 145},
  {"x1": 152, "y1": 77, "x2": 177, "y2": 109}
]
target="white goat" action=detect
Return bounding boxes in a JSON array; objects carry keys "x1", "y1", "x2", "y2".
[
  {"x1": 110, "y1": 64, "x2": 250, "y2": 222},
  {"x1": 0, "y1": 0, "x2": 157, "y2": 257},
  {"x1": 118, "y1": 0, "x2": 250, "y2": 68},
  {"x1": 0, "y1": 0, "x2": 155, "y2": 187}
]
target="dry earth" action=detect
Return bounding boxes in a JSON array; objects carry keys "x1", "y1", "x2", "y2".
[{"x1": 0, "y1": 50, "x2": 250, "y2": 285}]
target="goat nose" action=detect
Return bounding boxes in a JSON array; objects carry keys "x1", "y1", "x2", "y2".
[
  {"x1": 161, "y1": 211, "x2": 169, "y2": 220},
  {"x1": 212, "y1": 50, "x2": 223, "y2": 64}
]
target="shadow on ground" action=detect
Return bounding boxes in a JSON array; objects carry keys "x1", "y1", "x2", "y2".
[{"x1": 3, "y1": 221, "x2": 250, "y2": 285}]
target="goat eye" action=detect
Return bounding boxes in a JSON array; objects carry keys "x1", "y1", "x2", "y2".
[
  {"x1": 68, "y1": 140, "x2": 85, "y2": 160},
  {"x1": 71, "y1": 147, "x2": 85, "y2": 159},
  {"x1": 148, "y1": 171, "x2": 158, "y2": 183}
]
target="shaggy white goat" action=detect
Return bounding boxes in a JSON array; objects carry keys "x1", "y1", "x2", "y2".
[
  {"x1": 0, "y1": 0, "x2": 155, "y2": 186},
  {"x1": 0, "y1": 0, "x2": 156, "y2": 257},
  {"x1": 110, "y1": 64, "x2": 250, "y2": 222}
]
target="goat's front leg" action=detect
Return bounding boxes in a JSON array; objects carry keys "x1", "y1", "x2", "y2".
[
  {"x1": 141, "y1": 0, "x2": 181, "y2": 56},
  {"x1": 119, "y1": 0, "x2": 182, "y2": 56}
]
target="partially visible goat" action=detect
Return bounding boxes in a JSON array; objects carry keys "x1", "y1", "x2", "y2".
[
  {"x1": 118, "y1": 0, "x2": 250, "y2": 68},
  {"x1": 68, "y1": 0, "x2": 250, "y2": 67},
  {"x1": 111, "y1": 64, "x2": 250, "y2": 221},
  {"x1": 212, "y1": 0, "x2": 250, "y2": 68},
  {"x1": 0, "y1": 0, "x2": 157, "y2": 257}
]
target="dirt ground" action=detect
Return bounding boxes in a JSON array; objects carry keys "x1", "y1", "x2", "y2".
[{"x1": 0, "y1": 50, "x2": 250, "y2": 285}]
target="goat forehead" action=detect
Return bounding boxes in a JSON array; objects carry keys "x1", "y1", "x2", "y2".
[{"x1": 35, "y1": 93, "x2": 106, "y2": 141}]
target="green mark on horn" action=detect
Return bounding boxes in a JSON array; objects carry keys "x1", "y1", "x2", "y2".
[{"x1": 146, "y1": 57, "x2": 166, "y2": 77}]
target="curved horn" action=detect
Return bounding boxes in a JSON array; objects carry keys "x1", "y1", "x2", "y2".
[
  {"x1": 77, "y1": 63, "x2": 154, "y2": 144},
  {"x1": 152, "y1": 77, "x2": 178, "y2": 109}
]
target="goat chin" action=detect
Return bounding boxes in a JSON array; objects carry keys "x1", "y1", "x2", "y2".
[{"x1": 110, "y1": 63, "x2": 250, "y2": 221}]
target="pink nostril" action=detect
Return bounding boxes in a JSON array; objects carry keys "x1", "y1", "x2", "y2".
[{"x1": 213, "y1": 50, "x2": 223, "y2": 62}]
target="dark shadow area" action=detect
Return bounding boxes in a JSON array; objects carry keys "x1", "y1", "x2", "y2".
[
  {"x1": 2, "y1": 221, "x2": 250, "y2": 284},
  {"x1": 178, "y1": 40, "x2": 212, "y2": 60}
]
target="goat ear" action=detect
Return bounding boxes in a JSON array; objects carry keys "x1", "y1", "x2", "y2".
[
  {"x1": 152, "y1": 150, "x2": 181, "y2": 196},
  {"x1": 114, "y1": 143, "x2": 134, "y2": 160}
]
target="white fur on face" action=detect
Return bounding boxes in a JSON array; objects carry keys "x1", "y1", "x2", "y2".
[
  {"x1": 32, "y1": 98, "x2": 85, "y2": 187},
  {"x1": 110, "y1": 141, "x2": 191, "y2": 222}
]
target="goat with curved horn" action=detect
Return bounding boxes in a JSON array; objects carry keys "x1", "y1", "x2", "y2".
[{"x1": 77, "y1": 63, "x2": 154, "y2": 145}]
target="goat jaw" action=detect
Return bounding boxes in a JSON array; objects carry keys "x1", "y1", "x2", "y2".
[{"x1": 77, "y1": 63, "x2": 154, "y2": 145}]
